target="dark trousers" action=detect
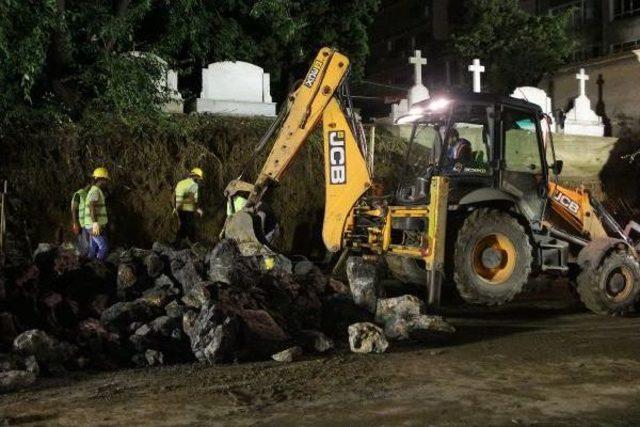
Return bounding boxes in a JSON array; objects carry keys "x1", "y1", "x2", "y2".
[{"x1": 176, "y1": 210, "x2": 196, "y2": 243}]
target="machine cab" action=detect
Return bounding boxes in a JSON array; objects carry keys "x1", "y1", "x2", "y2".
[{"x1": 396, "y1": 93, "x2": 556, "y2": 224}]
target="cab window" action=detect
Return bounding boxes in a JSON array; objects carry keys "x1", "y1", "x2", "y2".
[
  {"x1": 503, "y1": 110, "x2": 542, "y2": 174},
  {"x1": 442, "y1": 104, "x2": 493, "y2": 175}
]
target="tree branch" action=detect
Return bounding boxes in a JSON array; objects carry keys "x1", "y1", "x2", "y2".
[{"x1": 104, "y1": 0, "x2": 132, "y2": 53}]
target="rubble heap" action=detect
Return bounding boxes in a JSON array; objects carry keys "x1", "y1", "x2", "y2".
[
  {"x1": 0, "y1": 239, "x2": 348, "y2": 391},
  {"x1": 0, "y1": 239, "x2": 455, "y2": 393}
]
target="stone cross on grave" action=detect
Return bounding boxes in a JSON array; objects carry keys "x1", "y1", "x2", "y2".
[
  {"x1": 409, "y1": 50, "x2": 427, "y2": 86},
  {"x1": 576, "y1": 68, "x2": 589, "y2": 97},
  {"x1": 468, "y1": 58, "x2": 485, "y2": 93}
]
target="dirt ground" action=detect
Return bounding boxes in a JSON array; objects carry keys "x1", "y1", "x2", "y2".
[{"x1": 2, "y1": 281, "x2": 640, "y2": 427}]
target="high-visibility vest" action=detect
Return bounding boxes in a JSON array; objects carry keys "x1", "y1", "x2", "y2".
[
  {"x1": 84, "y1": 185, "x2": 108, "y2": 226},
  {"x1": 72, "y1": 188, "x2": 91, "y2": 227},
  {"x1": 226, "y1": 195, "x2": 247, "y2": 216},
  {"x1": 175, "y1": 178, "x2": 199, "y2": 212}
]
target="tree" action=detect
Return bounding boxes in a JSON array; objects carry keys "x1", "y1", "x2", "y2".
[
  {"x1": 452, "y1": 0, "x2": 572, "y2": 94},
  {"x1": 0, "y1": 0, "x2": 380, "y2": 119}
]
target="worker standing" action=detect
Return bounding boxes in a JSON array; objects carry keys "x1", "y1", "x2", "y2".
[
  {"x1": 70, "y1": 183, "x2": 91, "y2": 257},
  {"x1": 85, "y1": 167, "x2": 111, "y2": 261},
  {"x1": 174, "y1": 168, "x2": 204, "y2": 244}
]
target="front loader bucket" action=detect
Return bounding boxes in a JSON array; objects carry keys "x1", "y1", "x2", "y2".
[{"x1": 223, "y1": 211, "x2": 275, "y2": 257}]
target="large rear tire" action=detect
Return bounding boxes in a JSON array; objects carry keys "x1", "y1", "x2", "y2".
[
  {"x1": 576, "y1": 250, "x2": 640, "y2": 316},
  {"x1": 454, "y1": 208, "x2": 533, "y2": 305}
]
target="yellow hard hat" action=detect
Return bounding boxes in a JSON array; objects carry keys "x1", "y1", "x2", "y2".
[
  {"x1": 263, "y1": 256, "x2": 276, "y2": 271},
  {"x1": 92, "y1": 167, "x2": 110, "y2": 180},
  {"x1": 191, "y1": 167, "x2": 204, "y2": 179}
]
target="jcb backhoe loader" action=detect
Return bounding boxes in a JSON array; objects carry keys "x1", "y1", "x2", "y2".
[{"x1": 224, "y1": 47, "x2": 640, "y2": 315}]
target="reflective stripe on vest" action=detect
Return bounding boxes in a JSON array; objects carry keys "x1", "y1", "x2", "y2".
[
  {"x1": 226, "y1": 196, "x2": 247, "y2": 216},
  {"x1": 84, "y1": 185, "x2": 108, "y2": 226},
  {"x1": 72, "y1": 189, "x2": 92, "y2": 227},
  {"x1": 175, "y1": 178, "x2": 198, "y2": 212}
]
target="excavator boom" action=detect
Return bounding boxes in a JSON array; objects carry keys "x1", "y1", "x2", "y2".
[{"x1": 224, "y1": 47, "x2": 372, "y2": 253}]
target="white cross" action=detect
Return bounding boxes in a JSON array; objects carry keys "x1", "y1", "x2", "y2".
[
  {"x1": 468, "y1": 58, "x2": 485, "y2": 93},
  {"x1": 576, "y1": 68, "x2": 589, "y2": 97},
  {"x1": 409, "y1": 50, "x2": 427, "y2": 86}
]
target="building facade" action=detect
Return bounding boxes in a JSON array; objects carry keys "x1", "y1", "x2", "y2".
[{"x1": 531, "y1": 1, "x2": 640, "y2": 134}]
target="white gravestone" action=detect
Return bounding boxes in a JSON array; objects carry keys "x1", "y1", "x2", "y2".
[
  {"x1": 408, "y1": 50, "x2": 430, "y2": 106},
  {"x1": 129, "y1": 51, "x2": 183, "y2": 114},
  {"x1": 375, "y1": 50, "x2": 430, "y2": 125},
  {"x1": 563, "y1": 68, "x2": 604, "y2": 137},
  {"x1": 195, "y1": 61, "x2": 276, "y2": 116},
  {"x1": 468, "y1": 59, "x2": 485, "y2": 93},
  {"x1": 511, "y1": 86, "x2": 556, "y2": 132}
]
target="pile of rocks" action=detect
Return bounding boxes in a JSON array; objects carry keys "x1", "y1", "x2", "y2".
[
  {"x1": 345, "y1": 258, "x2": 455, "y2": 355},
  {"x1": 0, "y1": 239, "x2": 342, "y2": 391},
  {"x1": 0, "y1": 240, "x2": 456, "y2": 393}
]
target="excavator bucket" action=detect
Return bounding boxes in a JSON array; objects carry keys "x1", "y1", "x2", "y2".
[{"x1": 223, "y1": 211, "x2": 274, "y2": 256}]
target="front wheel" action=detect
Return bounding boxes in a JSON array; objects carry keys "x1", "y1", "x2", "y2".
[
  {"x1": 454, "y1": 209, "x2": 533, "y2": 305},
  {"x1": 576, "y1": 251, "x2": 640, "y2": 316}
]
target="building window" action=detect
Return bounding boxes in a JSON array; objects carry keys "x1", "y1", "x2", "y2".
[
  {"x1": 549, "y1": 0, "x2": 588, "y2": 28},
  {"x1": 613, "y1": 0, "x2": 640, "y2": 19},
  {"x1": 610, "y1": 38, "x2": 640, "y2": 53},
  {"x1": 567, "y1": 44, "x2": 603, "y2": 63}
]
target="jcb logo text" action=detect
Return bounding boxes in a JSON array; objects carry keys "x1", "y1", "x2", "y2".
[
  {"x1": 553, "y1": 191, "x2": 579, "y2": 215},
  {"x1": 329, "y1": 131, "x2": 346, "y2": 185}
]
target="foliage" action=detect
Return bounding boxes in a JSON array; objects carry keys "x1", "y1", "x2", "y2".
[
  {"x1": 0, "y1": 0, "x2": 380, "y2": 120},
  {"x1": 452, "y1": 0, "x2": 572, "y2": 93}
]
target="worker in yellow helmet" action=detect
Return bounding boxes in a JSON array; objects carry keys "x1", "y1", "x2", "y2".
[
  {"x1": 174, "y1": 167, "x2": 204, "y2": 245},
  {"x1": 85, "y1": 167, "x2": 111, "y2": 260}
]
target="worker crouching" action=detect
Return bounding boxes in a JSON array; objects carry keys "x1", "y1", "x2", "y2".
[
  {"x1": 85, "y1": 167, "x2": 111, "y2": 260},
  {"x1": 174, "y1": 168, "x2": 204, "y2": 245}
]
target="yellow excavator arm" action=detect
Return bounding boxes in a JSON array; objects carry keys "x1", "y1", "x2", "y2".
[
  {"x1": 225, "y1": 47, "x2": 371, "y2": 252},
  {"x1": 224, "y1": 47, "x2": 449, "y2": 306}
]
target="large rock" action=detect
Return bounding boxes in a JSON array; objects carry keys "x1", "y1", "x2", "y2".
[
  {"x1": 100, "y1": 299, "x2": 163, "y2": 330},
  {"x1": 139, "y1": 286, "x2": 176, "y2": 308},
  {"x1": 207, "y1": 239, "x2": 241, "y2": 285},
  {"x1": 171, "y1": 257, "x2": 202, "y2": 295},
  {"x1": 346, "y1": 257, "x2": 380, "y2": 313},
  {"x1": 13, "y1": 330, "x2": 57, "y2": 362},
  {"x1": 145, "y1": 349, "x2": 164, "y2": 366},
  {"x1": 407, "y1": 315, "x2": 455, "y2": 342},
  {"x1": 375, "y1": 295, "x2": 425, "y2": 325},
  {"x1": 348, "y1": 322, "x2": 389, "y2": 354},
  {"x1": 0, "y1": 370, "x2": 36, "y2": 393},
  {"x1": 373, "y1": 294, "x2": 454, "y2": 342},
  {"x1": 236, "y1": 309, "x2": 290, "y2": 357},
  {"x1": 201, "y1": 317, "x2": 238, "y2": 364},
  {"x1": 384, "y1": 314, "x2": 455, "y2": 341},
  {"x1": 165, "y1": 300, "x2": 186, "y2": 319},
  {"x1": 181, "y1": 281, "x2": 216, "y2": 309},
  {"x1": 187, "y1": 303, "x2": 238, "y2": 364},
  {"x1": 117, "y1": 262, "x2": 139, "y2": 300},
  {"x1": 144, "y1": 253, "x2": 165, "y2": 278},
  {"x1": 149, "y1": 315, "x2": 180, "y2": 338}
]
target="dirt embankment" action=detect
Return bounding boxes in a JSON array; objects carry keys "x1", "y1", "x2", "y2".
[
  {"x1": 0, "y1": 113, "x2": 406, "y2": 257},
  {"x1": 2, "y1": 112, "x2": 638, "y2": 260}
]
